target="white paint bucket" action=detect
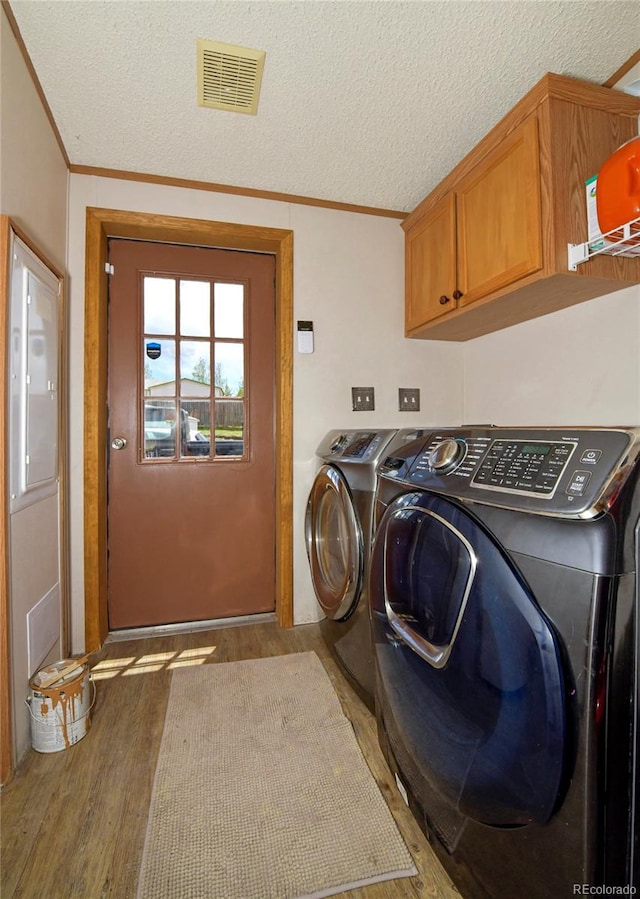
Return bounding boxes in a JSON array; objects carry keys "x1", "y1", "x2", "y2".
[{"x1": 26, "y1": 659, "x2": 94, "y2": 753}]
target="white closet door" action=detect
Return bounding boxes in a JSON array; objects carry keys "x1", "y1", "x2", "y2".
[{"x1": 9, "y1": 236, "x2": 60, "y2": 511}]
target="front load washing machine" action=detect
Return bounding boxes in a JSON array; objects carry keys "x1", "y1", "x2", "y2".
[
  {"x1": 305, "y1": 428, "x2": 433, "y2": 709},
  {"x1": 371, "y1": 426, "x2": 640, "y2": 898}
]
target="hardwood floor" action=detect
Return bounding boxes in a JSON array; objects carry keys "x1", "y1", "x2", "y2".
[{"x1": 1, "y1": 621, "x2": 461, "y2": 898}]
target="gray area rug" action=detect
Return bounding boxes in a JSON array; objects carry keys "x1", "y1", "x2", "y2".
[{"x1": 137, "y1": 651, "x2": 416, "y2": 898}]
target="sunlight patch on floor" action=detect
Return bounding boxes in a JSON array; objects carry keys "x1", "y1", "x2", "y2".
[{"x1": 91, "y1": 646, "x2": 217, "y2": 680}]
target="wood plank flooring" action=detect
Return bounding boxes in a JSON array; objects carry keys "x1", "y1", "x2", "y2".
[{"x1": 1, "y1": 621, "x2": 462, "y2": 899}]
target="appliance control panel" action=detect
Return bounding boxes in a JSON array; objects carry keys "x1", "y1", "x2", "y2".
[
  {"x1": 318, "y1": 429, "x2": 398, "y2": 463},
  {"x1": 341, "y1": 431, "x2": 380, "y2": 458},
  {"x1": 383, "y1": 427, "x2": 639, "y2": 518}
]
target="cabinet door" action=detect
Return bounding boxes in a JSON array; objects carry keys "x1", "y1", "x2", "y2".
[
  {"x1": 457, "y1": 116, "x2": 542, "y2": 307},
  {"x1": 405, "y1": 193, "x2": 457, "y2": 332}
]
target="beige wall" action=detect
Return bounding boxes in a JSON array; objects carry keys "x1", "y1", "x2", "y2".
[
  {"x1": 0, "y1": 9, "x2": 67, "y2": 271},
  {"x1": 67, "y1": 174, "x2": 464, "y2": 644},
  {"x1": 463, "y1": 284, "x2": 640, "y2": 425},
  {"x1": 1, "y1": 8, "x2": 69, "y2": 763}
]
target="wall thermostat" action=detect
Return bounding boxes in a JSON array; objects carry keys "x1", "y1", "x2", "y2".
[{"x1": 297, "y1": 320, "x2": 314, "y2": 354}]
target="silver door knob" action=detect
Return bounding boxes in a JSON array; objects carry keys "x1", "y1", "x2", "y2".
[{"x1": 111, "y1": 436, "x2": 127, "y2": 450}]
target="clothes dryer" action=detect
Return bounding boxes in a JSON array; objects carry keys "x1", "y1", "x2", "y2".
[
  {"x1": 305, "y1": 428, "x2": 433, "y2": 709},
  {"x1": 371, "y1": 426, "x2": 640, "y2": 898}
]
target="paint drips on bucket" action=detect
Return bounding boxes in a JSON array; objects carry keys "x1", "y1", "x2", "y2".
[{"x1": 27, "y1": 660, "x2": 94, "y2": 753}]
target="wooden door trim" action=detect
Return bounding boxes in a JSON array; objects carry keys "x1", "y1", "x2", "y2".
[
  {"x1": 0, "y1": 216, "x2": 11, "y2": 783},
  {"x1": 84, "y1": 207, "x2": 294, "y2": 651}
]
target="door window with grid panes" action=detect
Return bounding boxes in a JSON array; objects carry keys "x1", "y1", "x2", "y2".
[{"x1": 142, "y1": 276, "x2": 246, "y2": 461}]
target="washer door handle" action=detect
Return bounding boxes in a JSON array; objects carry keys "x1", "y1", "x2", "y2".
[{"x1": 383, "y1": 505, "x2": 477, "y2": 669}]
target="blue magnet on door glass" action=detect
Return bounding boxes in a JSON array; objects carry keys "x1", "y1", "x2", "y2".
[{"x1": 146, "y1": 342, "x2": 161, "y2": 360}]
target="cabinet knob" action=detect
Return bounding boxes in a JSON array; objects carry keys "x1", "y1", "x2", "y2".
[
  {"x1": 453, "y1": 289, "x2": 463, "y2": 300},
  {"x1": 439, "y1": 295, "x2": 450, "y2": 305}
]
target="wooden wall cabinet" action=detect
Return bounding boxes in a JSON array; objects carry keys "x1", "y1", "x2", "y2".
[
  {"x1": 403, "y1": 74, "x2": 640, "y2": 341},
  {"x1": 405, "y1": 194, "x2": 457, "y2": 331}
]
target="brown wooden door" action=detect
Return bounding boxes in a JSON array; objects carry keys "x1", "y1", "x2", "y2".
[
  {"x1": 405, "y1": 193, "x2": 457, "y2": 332},
  {"x1": 456, "y1": 116, "x2": 542, "y2": 306},
  {"x1": 106, "y1": 240, "x2": 276, "y2": 629}
]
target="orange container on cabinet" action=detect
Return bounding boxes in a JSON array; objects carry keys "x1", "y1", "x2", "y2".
[{"x1": 596, "y1": 136, "x2": 640, "y2": 246}]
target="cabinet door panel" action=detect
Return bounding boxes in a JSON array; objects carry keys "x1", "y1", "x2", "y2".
[
  {"x1": 457, "y1": 117, "x2": 542, "y2": 306},
  {"x1": 405, "y1": 194, "x2": 457, "y2": 332}
]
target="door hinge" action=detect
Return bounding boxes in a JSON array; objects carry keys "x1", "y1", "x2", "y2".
[{"x1": 104, "y1": 262, "x2": 115, "y2": 275}]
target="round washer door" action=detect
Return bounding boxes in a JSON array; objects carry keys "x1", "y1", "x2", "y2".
[
  {"x1": 370, "y1": 490, "x2": 568, "y2": 829},
  {"x1": 305, "y1": 464, "x2": 364, "y2": 620}
]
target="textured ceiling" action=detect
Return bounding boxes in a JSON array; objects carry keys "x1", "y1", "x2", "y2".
[{"x1": 8, "y1": 0, "x2": 640, "y2": 213}]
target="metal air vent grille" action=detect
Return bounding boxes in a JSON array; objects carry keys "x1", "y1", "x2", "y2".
[{"x1": 197, "y1": 39, "x2": 265, "y2": 115}]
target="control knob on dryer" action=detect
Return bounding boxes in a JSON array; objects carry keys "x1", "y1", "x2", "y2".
[
  {"x1": 329, "y1": 434, "x2": 348, "y2": 454},
  {"x1": 428, "y1": 437, "x2": 466, "y2": 474}
]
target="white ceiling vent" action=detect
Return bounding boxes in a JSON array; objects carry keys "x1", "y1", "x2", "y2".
[{"x1": 197, "y1": 39, "x2": 265, "y2": 115}]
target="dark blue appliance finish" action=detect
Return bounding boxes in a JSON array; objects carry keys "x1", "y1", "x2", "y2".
[{"x1": 371, "y1": 426, "x2": 640, "y2": 899}]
